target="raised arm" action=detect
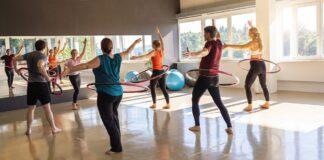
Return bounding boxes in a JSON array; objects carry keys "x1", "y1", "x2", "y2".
[
  {"x1": 62, "y1": 57, "x2": 100, "y2": 77},
  {"x1": 156, "y1": 27, "x2": 164, "y2": 51},
  {"x1": 120, "y1": 38, "x2": 142, "y2": 60},
  {"x1": 45, "y1": 45, "x2": 49, "y2": 56},
  {"x1": 78, "y1": 38, "x2": 87, "y2": 60},
  {"x1": 223, "y1": 42, "x2": 252, "y2": 50},
  {"x1": 15, "y1": 45, "x2": 24, "y2": 56},
  {"x1": 54, "y1": 40, "x2": 61, "y2": 55},
  {"x1": 130, "y1": 50, "x2": 155, "y2": 60},
  {"x1": 183, "y1": 48, "x2": 209, "y2": 58},
  {"x1": 57, "y1": 42, "x2": 67, "y2": 55},
  {"x1": 247, "y1": 20, "x2": 254, "y2": 28},
  {"x1": 37, "y1": 59, "x2": 51, "y2": 82}
]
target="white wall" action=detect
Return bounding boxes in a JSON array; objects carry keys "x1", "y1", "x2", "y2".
[{"x1": 277, "y1": 61, "x2": 324, "y2": 93}]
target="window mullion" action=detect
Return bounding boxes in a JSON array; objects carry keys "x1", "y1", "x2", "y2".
[
  {"x1": 291, "y1": 6, "x2": 298, "y2": 59},
  {"x1": 228, "y1": 16, "x2": 233, "y2": 59},
  {"x1": 318, "y1": 2, "x2": 323, "y2": 58}
]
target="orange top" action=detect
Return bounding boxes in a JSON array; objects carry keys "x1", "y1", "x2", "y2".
[
  {"x1": 48, "y1": 55, "x2": 57, "y2": 69},
  {"x1": 151, "y1": 50, "x2": 163, "y2": 70}
]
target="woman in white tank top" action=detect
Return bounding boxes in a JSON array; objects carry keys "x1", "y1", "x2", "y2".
[{"x1": 224, "y1": 21, "x2": 270, "y2": 112}]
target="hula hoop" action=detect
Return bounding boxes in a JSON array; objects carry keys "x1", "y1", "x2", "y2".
[
  {"x1": 18, "y1": 68, "x2": 63, "y2": 95},
  {"x1": 87, "y1": 82, "x2": 149, "y2": 93},
  {"x1": 185, "y1": 69, "x2": 240, "y2": 86},
  {"x1": 238, "y1": 59, "x2": 281, "y2": 74},
  {"x1": 129, "y1": 65, "x2": 170, "y2": 83},
  {"x1": 18, "y1": 67, "x2": 29, "y2": 81}
]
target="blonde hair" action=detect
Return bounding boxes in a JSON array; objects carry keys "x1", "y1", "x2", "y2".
[{"x1": 249, "y1": 27, "x2": 263, "y2": 52}]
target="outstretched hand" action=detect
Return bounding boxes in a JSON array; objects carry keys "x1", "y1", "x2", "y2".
[
  {"x1": 83, "y1": 38, "x2": 87, "y2": 45},
  {"x1": 135, "y1": 38, "x2": 142, "y2": 44},
  {"x1": 62, "y1": 67, "x2": 70, "y2": 77},
  {"x1": 183, "y1": 52, "x2": 192, "y2": 58},
  {"x1": 247, "y1": 20, "x2": 254, "y2": 28},
  {"x1": 156, "y1": 27, "x2": 161, "y2": 34}
]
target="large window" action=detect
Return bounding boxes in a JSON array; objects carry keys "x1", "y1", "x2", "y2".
[
  {"x1": 1, "y1": 35, "x2": 151, "y2": 62},
  {"x1": 0, "y1": 39, "x2": 6, "y2": 57},
  {"x1": 178, "y1": 10, "x2": 256, "y2": 61},
  {"x1": 282, "y1": 7, "x2": 292, "y2": 57},
  {"x1": 232, "y1": 13, "x2": 256, "y2": 59},
  {"x1": 278, "y1": 2, "x2": 323, "y2": 59},
  {"x1": 122, "y1": 35, "x2": 143, "y2": 58},
  {"x1": 179, "y1": 20, "x2": 203, "y2": 60},
  {"x1": 144, "y1": 35, "x2": 152, "y2": 52},
  {"x1": 206, "y1": 18, "x2": 230, "y2": 58},
  {"x1": 297, "y1": 5, "x2": 317, "y2": 56},
  {"x1": 9, "y1": 38, "x2": 23, "y2": 54},
  {"x1": 94, "y1": 35, "x2": 151, "y2": 60},
  {"x1": 23, "y1": 39, "x2": 36, "y2": 54}
]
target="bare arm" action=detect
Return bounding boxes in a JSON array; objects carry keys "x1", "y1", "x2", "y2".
[
  {"x1": 62, "y1": 57, "x2": 100, "y2": 76},
  {"x1": 78, "y1": 38, "x2": 87, "y2": 60},
  {"x1": 223, "y1": 42, "x2": 252, "y2": 50},
  {"x1": 15, "y1": 45, "x2": 24, "y2": 56},
  {"x1": 130, "y1": 50, "x2": 155, "y2": 60},
  {"x1": 183, "y1": 48, "x2": 209, "y2": 58},
  {"x1": 120, "y1": 38, "x2": 142, "y2": 60},
  {"x1": 37, "y1": 59, "x2": 51, "y2": 81},
  {"x1": 13, "y1": 55, "x2": 24, "y2": 74},
  {"x1": 57, "y1": 42, "x2": 67, "y2": 55},
  {"x1": 156, "y1": 27, "x2": 164, "y2": 51},
  {"x1": 54, "y1": 40, "x2": 61, "y2": 55}
]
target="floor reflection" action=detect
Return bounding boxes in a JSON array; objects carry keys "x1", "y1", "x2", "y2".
[{"x1": 0, "y1": 88, "x2": 324, "y2": 160}]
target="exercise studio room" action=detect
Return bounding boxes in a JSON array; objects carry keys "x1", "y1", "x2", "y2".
[{"x1": 0, "y1": 0, "x2": 323, "y2": 160}]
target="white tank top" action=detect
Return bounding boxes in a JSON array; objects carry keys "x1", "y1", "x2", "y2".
[{"x1": 251, "y1": 50, "x2": 262, "y2": 56}]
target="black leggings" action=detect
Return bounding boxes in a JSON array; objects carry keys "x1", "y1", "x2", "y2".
[
  {"x1": 97, "y1": 92, "x2": 123, "y2": 152},
  {"x1": 69, "y1": 74, "x2": 81, "y2": 103},
  {"x1": 245, "y1": 61, "x2": 270, "y2": 104},
  {"x1": 5, "y1": 67, "x2": 14, "y2": 88},
  {"x1": 192, "y1": 76, "x2": 232, "y2": 128},
  {"x1": 49, "y1": 67, "x2": 58, "y2": 90},
  {"x1": 57, "y1": 65, "x2": 62, "y2": 81},
  {"x1": 150, "y1": 70, "x2": 169, "y2": 104}
]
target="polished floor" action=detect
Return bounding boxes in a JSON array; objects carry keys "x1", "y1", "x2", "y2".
[{"x1": 0, "y1": 88, "x2": 324, "y2": 160}]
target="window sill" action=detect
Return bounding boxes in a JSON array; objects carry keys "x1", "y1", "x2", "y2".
[{"x1": 278, "y1": 59, "x2": 324, "y2": 63}]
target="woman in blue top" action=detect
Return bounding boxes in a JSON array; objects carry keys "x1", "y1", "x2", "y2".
[{"x1": 63, "y1": 37, "x2": 142, "y2": 155}]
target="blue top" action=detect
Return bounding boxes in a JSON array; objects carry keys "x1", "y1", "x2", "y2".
[{"x1": 93, "y1": 54, "x2": 123, "y2": 96}]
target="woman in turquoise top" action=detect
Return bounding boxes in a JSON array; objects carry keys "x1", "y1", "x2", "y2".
[{"x1": 63, "y1": 37, "x2": 142, "y2": 155}]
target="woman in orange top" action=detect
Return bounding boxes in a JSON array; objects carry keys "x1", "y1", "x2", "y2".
[
  {"x1": 131, "y1": 27, "x2": 170, "y2": 109},
  {"x1": 47, "y1": 40, "x2": 67, "y2": 90}
]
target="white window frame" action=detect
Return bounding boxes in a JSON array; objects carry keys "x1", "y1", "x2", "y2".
[
  {"x1": 277, "y1": 0, "x2": 324, "y2": 61},
  {"x1": 178, "y1": 16, "x2": 203, "y2": 62},
  {"x1": 178, "y1": 8, "x2": 256, "y2": 62},
  {"x1": 121, "y1": 35, "x2": 148, "y2": 63}
]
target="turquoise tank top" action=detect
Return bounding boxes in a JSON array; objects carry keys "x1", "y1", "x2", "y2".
[{"x1": 93, "y1": 54, "x2": 123, "y2": 96}]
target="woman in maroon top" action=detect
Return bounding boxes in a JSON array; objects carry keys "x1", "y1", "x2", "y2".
[
  {"x1": 1, "y1": 45, "x2": 24, "y2": 89},
  {"x1": 184, "y1": 26, "x2": 233, "y2": 134}
]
